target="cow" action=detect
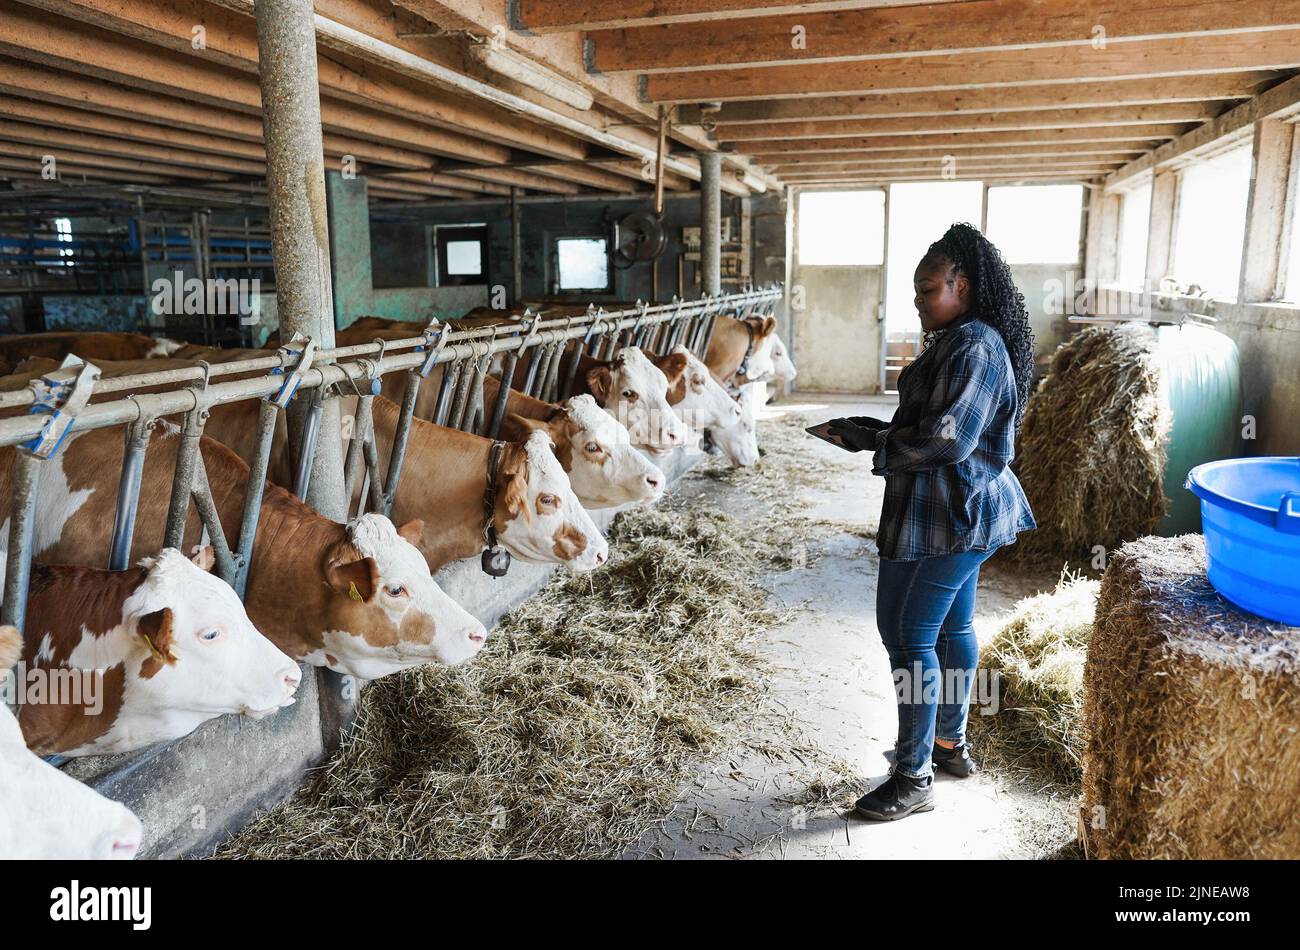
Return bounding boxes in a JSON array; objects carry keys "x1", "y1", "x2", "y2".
[
  {"x1": 651, "y1": 344, "x2": 742, "y2": 434},
  {"x1": 0, "y1": 331, "x2": 182, "y2": 367},
  {"x1": 13, "y1": 549, "x2": 301, "y2": 757},
  {"x1": 704, "y1": 314, "x2": 779, "y2": 388},
  {"x1": 766, "y1": 333, "x2": 797, "y2": 386},
  {"x1": 340, "y1": 397, "x2": 609, "y2": 573},
  {"x1": 495, "y1": 388, "x2": 665, "y2": 509},
  {"x1": 563, "y1": 347, "x2": 690, "y2": 456},
  {"x1": 706, "y1": 381, "x2": 762, "y2": 468},
  {"x1": 0, "y1": 425, "x2": 489, "y2": 682},
  {"x1": 0, "y1": 625, "x2": 144, "y2": 859}
]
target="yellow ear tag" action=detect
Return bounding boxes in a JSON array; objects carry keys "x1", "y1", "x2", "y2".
[
  {"x1": 348, "y1": 581, "x2": 363, "y2": 602},
  {"x1": 142, "y1": 634, "x2": 165, "y2": 662}
]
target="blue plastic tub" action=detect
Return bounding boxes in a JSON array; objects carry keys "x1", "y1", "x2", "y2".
[{"x1": 1186, "y1": 457, "x2": 1300, "y2": 625}]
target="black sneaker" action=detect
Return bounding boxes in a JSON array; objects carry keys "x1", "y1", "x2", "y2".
[
  {"x1": 932, "y1": 743, "x2": 978, "y2": 778},
  {"x1": 854, "y1": 771, "x2": 934, "y2": 821}
]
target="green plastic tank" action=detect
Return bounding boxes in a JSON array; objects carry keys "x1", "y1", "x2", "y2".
[{"x1": 1153, "y1": 322, "x2": 1241, "y2": 536}]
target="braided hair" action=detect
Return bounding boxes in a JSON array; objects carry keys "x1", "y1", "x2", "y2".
[{"x1": 922, "y1": 222, "x2": 1035, "y2": 425}]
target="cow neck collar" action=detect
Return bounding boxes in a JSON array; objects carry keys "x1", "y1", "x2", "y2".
[
  {"x1": 484, "y1": 439, "x2": 506, "y2": 550},
  {"x1": 733, "y1": 319, "x2": 756, "y2": 382}
]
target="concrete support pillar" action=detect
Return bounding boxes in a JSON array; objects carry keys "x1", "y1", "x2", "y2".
[
  {"x1": 254, "y1": 0, "x2": 346, "y2": 524},
  {"x1": 1239, "y1": 119, "x2": 1297, "y2": 302},
  {"x1": 698, "y1": 151, "x2": 722, "y2": 296},
  {"x1": 1145, "y1": 170, "x2": 1180, "y2": 290}
]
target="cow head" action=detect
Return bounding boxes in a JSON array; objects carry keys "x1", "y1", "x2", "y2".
[
  {"x1": 769, "y1": 334, "x2": 797, "y2": 384},
  {"x1": 316, "y1": 514, "x2": 489, "y2": 679},
  {"x1": 659, "y1": 344, "x2": 742, "y2": 432},
  {"x1": 586, "y1": 347, "x2": 688, "y2": 456},
  {"x1": 707, "y1": 385, "x2": 761, "y2": 468},
  {"x1": 501, "y1": 394, "x2": 664, "y2": 509},
  {"x1": 495, "y1": 430, "x2": 609, "y2": 569},
  {"x1": 0, "y1": 626, "x2": 143, "y2": 860},
  {"x1": 736, "y1": 316, "x2": 780, "y2": 384},
  {"x1": 127, "y1": 549, "x2": 301, "y2": 721}
]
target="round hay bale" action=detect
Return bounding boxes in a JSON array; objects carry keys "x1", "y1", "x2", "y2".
[
  {"x1": 1081, "y1": 534, "x2": 1300, "y2": 859},
  {"x1": 970, "y1": 574, "x2": 1098, "y2": 787},
  {"x1": 1009, "y1": 324, "x2": 1170, "y2": 565}
]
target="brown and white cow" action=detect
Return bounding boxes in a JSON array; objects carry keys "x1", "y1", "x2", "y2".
[
  {"x1": 568, "y1": 347, "x2": 690, "y2": 456},
  {"x1": 1, "y1": 626, "x2": 143, "y2": 859},
  {"x1": 0, "y1": 426, "x2": 489, "y2": 682},
  {"x1": 485, "y1": 377, "x2": 664, "y2": 509},
  {"x1": 652, "y1": 344, "x2": 742, "y2": 434},
  {"x1": 14, "y1": 550, "x2": 300, "y2": 757},
  {"x1": 704, "y1": 314, "x2": 779, "y2": 387},
  {"x1": 706, "y1": 378, "x2": 762, "y2": 468},
  {"x1": 0, "y1": 331, "x2": 182, "y2": 367}
]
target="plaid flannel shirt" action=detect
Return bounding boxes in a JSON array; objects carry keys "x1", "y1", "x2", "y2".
[{"x1": 872, "y1": 316, "x2": 1035, "y2": 560}]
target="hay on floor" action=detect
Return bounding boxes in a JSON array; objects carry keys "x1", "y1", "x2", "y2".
[
  {"x1": 969, "y1": 573, "x2": 1097, "y2": 788},
  {"x1": 213, "y1": 502, "x2": 796, "y2": 860},
  {"x1": 1081, "y1": 534, "x2": 1300, "y2": 859},
  {"x1": 1010, "y1": 324, "x2": 1170, "y2": 565}
]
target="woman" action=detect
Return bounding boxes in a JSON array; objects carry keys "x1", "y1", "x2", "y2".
[{"x1": 828, "y1": 222, "x2": 1036, "y2": 822}]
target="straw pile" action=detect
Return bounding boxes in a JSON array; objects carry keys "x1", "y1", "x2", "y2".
[
  {"x1": 1081, "y1": 534, "x2": 1300, "y2": 859},
  {"x1": 212, "y1": 462, "x2": 824, "y2": 859},
  {"x1": 1009, "y1": 325, "x2": 1170, "y2": 565},
  {"x1": 969, "y1": 573, "x2": 1098, "y2": 787}
]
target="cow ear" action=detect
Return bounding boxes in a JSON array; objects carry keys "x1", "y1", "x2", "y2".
[
  {"x1": 758, "y1": 315, "x2": 778, "y2": 338},
  {"x1": 500, "y1": 454, "x2": 531, "y2": 522},
  {"x1": 396, "y1": 519, "x2": 424, "y2": 546},
  {"x1": 587, "y1": 365, "x2": 613, "y2": 401},
  {"x1": 325, "y1": 551, "x2": 379, "y2": 603},
  {"x1": 660, "y1": 352, "x2": 689, "y2": 384},
  {"x1": 500, "y1": 412, "x2": 546, "y2": 443},
  {"x1": 0, "y1": 625, "x2": 21, "y2": 671},
  {"x1": 138, "y1": 608, "x2": 177, "y2": 667}
]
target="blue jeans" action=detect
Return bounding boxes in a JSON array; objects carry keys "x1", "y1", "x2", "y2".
[{"x1": 876, "y1": 549, "x2": 993, "y2": 778}]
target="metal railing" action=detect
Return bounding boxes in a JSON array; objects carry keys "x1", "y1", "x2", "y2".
[{"x1": 0, "y1": 287, "x2": 781, "y2": 635}]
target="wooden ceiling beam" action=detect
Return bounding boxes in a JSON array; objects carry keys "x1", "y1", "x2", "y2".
[
  {"x1": 0, "y1": 142, "x2": 236, "y2": 181},
  {"x1": 593, "y1": 0, "x2": 1300, "y2": 74},
  {"x1": 0, "y1": 119, "x2": 266, "y2": 176},
  {"x1": 644, "y1": 31, "x2": 1300, "y2": 101},
  {"x1": 755, "y1": 147, "x2": 1147, "y2": 165},
  {"x1": 741, "y1": 126, "x2": 1186, "y2": 154},
  {"x1": 701, "y1": 75, "x2": 1272, "y2": 124},
  {"x1": 513, "y1": 1, "x2": 954, "y2": 33},
  {"x1": 443, "y1": 167, "x2": 586, "y2": 195},
  {"x1": 716, "y1": 104, "x2": 1220, "y2": 141}
]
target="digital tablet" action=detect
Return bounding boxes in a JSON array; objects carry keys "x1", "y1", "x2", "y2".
[{"x1": 805, "y1": 420, "x2": 854, "y2": 451}]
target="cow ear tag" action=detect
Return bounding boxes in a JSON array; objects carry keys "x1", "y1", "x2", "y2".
[
  {"x1": 142, "y1": 635, "x2": 165, "y2": 663},
  {"x1": 348, "y1": 581, "x2": 364, "y2": 602},
  {"x1": 481, "y1": 545, "x2": 512, "y2": 578}
]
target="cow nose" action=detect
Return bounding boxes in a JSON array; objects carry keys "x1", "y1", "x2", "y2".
[
  {"x1": 467, "y1": 627, "x2": 486, "y2": 644},
  {"x1": 645, "y1": 473, "x2": 662, "y2": 491},
  {"x1": 283, "y1": 667, "x2": 302, "y2": 693},
  {"x1": 665, "y1": 428, "x2": 684, "y2": 446},
  {"x1": 594, "y1": 548, "x2": 608, "y2": 567}
]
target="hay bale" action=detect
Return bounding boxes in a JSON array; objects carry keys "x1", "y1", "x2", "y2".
[
  {"x1": 1010, "y1": 324, "x2": 1170, "y2": 564},
  {"x1": 1081, "y1": 534, "x2": 1300, "y2": 859},
  {"x1": 970, "y1": 574, "x2": 1098, "y2": 786}
]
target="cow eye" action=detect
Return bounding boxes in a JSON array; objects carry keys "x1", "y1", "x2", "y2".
[
  {"x1": 585, "y1": 441, "x2": 601, "y2": 454},
  {"x1": 692, "y1": 375, "x2": 704, "y2": 385},
  {"x1": 385, "y1": 584, "x2": 408, "y2": 598},
  {"x1": 539, "y1": 493, "x2": 559, "y2": 509},
  {"x1": 199, "y1": 629, "x2": 220, "y2": 643},
  {"x1": 621, "y1": 389, "x2": 637, "y2": 400}
]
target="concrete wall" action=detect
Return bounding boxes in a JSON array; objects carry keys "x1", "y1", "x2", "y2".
[
  {"x1": 63, "y1": 445, "x2": 700, "y2": 858},
  {"x1": 1012, "y1": 263, "x2": 1082, "y2": 360},
  {"x1": 327, "y1": 173, "x2": 489, "y2": 327}
]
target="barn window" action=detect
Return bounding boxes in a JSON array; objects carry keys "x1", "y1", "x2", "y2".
[
  {"x1": 554, "y1": 236, "x2": 611, "y2": 293},
  {"x1": 54, "y1": 217, "x2": 73, "y2": 265},
  {"x1": 1118, "y1": 181, "x2": 1153, "y2": 291},
  {"x1": 434, "y1": 225, "x2": 489, "y2": 286},
  {"x1": 1172, "y1": 142, "x2": 1253, "y2": 301},
  {"x1": 985, "y1": 184, "x2": 1084, "y2": 265},
  {"x1": 797, "y1": 190, "x2": 885, "y2": 266}
]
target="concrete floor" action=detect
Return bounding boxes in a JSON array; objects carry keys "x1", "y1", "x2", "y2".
[{"x1": 626, "y1": 392, "x2": 1076, "y2": 860}]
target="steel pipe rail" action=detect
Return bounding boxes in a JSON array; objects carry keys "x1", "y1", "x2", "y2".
[{"x1": 0, "y1": 288, "x2": 781, "y2": 414}]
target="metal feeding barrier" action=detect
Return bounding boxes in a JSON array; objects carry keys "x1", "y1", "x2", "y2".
[{"x1": 0, "y1": 287, "x2": 781, "y2": 635}]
